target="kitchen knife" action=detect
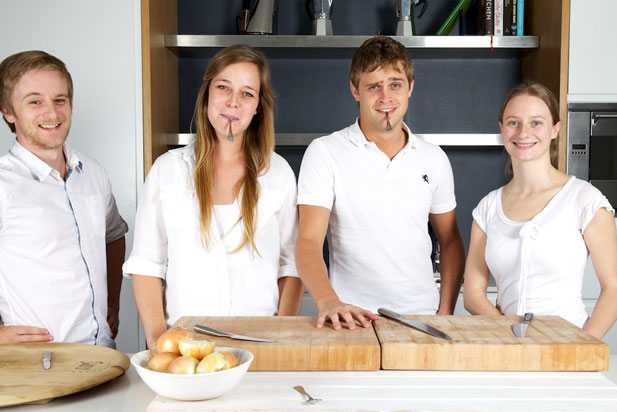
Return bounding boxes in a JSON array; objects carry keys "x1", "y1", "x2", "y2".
[
  {"x1": 42, "y1": 350, "x2": 51, "y2": 370},
  {"x1": 377, "y1": 308, "x2": 453, "y2": 341},
  {"x1": 512, "y1": 312, "x2": 534, "y2": 338},
  {"x1": 194, "y1": 325, "x2": 277, "y2": 343}
]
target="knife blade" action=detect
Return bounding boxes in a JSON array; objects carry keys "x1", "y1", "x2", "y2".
[
  {"x1": 42, "y1": 350, "x2": 51, "y2": 370},
  {"x1": 194, "y1": 325, "x2": 277, "y2": 343},
  {"x1": 512, "y1": 312, "x2": 534, "y2": 338},
  {"x1": 378, "y1": 308, "x2": 453, "y2": 341}
]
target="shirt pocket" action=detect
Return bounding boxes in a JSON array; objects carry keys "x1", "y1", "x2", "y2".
[
  {"x1": 256, "y1": 189, "x2": 281, "y2": 230},
  {"x1": 160, "y1": 190, "x2": 201, "y2": 241}
]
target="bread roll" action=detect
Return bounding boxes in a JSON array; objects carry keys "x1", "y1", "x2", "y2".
[
  {"x1": 178, "y1": 339, "x2": 215, "y2": 360},
  {"x1": 147, "y1": 352, "x2": 180, "y2": 372},
  {"x1": 157, "y1": 329, "x2": 194, "y2": 354},
  {"x1": 167, "y1": 355, "x2": 199, "y2": 374},
  {"x1": 196, "y1": 352, "x2": 230, "y2": 374}
]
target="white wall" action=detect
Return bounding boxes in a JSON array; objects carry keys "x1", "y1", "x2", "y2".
[{"x1": 0, "y1": 0, "x2": 143, "y2": 352}]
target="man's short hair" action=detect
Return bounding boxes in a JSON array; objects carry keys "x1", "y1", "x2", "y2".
[
  {"x1": 0, "y1": 50, "x2": 73, "y2": 133},
  {"x1": 349, "y1": 36, "x2": 414, "y2": 90}
]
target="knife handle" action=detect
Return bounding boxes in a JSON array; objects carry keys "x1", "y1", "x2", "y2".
[{"x1": 523, "y1": 313, "x2": 533, "y2": 323}]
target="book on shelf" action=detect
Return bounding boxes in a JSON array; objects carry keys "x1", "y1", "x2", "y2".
[
  {"x1": 503, "y1": 0, "x2": 513, "y2": 35},
  {"x1": 479, "y1": 0, "x2": 522, "y2": 36},
  {"x1": 494, "y1": 0, "x2": 503, "y2": 35},
  {"x1": 516, "y1": 0, "x2": 524, "y2": 36}
]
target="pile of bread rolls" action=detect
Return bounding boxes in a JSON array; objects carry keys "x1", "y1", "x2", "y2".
[{"x1": 147, "y1": 329, "x2": 239, "y2": 374}]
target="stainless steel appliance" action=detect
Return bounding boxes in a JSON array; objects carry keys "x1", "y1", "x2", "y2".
[
  {"x1": 395, "y1": 0, "x2": 428, "y2": 36},
  {"x1": 246, "y1": 0, "x2": 277, "y2": 35},
  {"x1": 567, "y1": 103, "x2": 617, "y2": 206},
  {"x1": 307, "y1": 0, "x2": 333, "y2": 36}
]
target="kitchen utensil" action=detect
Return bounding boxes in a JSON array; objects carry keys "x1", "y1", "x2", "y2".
[
  {"x1": 237, "y1": 0, "x2": 251, "y2": 34},
  {"x1": 42, "y1": 350, "x2": 51, "y2": 370},
  {"x1": 0, "y1": 342, "x2": 129, "y2": 407},
  {"x1": 378, "y1": 308, "x2": 453, "y2": 341},
  {"x1": 194, "y1": 324, "x2": 278, "y2": 343},
  {"x1": 375, "y1": 315, "x2": 608, "y2": 371},
  {"x1": 395, "y1": 0, "x2": 428, "y2": 36},
  {"x1": 131, "y1": 347, "x2": 253, "y2": 401},
  {"x1": 512, "y1": 312, "x2": 534, "y2": 338},
  {"x1": 307, "y1": 0, "x2": 333, "y2": 36},
  {"x1": 246, "y1": 0, "x2": 277, "y2": 34},
  {"x1": 293, "y1": 385, "x2": 322, "y2": 404},
  {"x1": 178, "y1": 316, "x2": 381, "y2": 371}
]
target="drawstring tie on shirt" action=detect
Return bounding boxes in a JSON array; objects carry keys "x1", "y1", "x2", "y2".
[{"x1": 517, "y1": 221, "x2": 540, "y2": 315}]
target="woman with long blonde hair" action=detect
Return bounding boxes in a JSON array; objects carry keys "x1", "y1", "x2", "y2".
[
  {"x1": 463, "y1": 82, "x2": 617, "y2": 339},
  {"x1": 124, "y1": 45, "x2": 303, "y2": 348}
]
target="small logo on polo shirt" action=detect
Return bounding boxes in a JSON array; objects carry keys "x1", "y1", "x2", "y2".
[{"x1": 422, "y1": 174, "x2": 429, "y2": 184}]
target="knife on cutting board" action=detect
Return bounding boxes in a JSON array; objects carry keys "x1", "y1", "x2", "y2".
[
  {"x1": 512, "y1": 312, "x2": 534, "y2": 338},
  {"x1": 194, "y1": 325, "x2": 277, "y2": 343},
  {"x1": 378, "y1": 308, "x2": 453, "y2": 341},
  {"x1": 42, "y1": 350, "x2": 51, "y2": 370}
]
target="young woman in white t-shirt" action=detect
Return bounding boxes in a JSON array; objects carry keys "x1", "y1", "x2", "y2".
[{"x1": 463, "y1": 82, "x2": 617, "y2": 339}]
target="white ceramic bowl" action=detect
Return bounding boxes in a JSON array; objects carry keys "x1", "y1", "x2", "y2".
[{"x1": 131, "y1": 347, "x2": 253, "y2": 401}]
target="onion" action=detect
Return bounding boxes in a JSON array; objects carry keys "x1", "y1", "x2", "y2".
[
  {"x1": 178, "y1": 339, "x2": 215, "y2": 360},
  {"x1": 196, "y1": 352, "x2": 229, "y2": 374},
  {"x1": 157, "y1": 329, "x2": 194, "y2": 354},
  {"x1": 147, "y1": 352, "x2": 180, "y2": 372},
  {"x1": 167, "y1": 355, "x2": 199, "y2": 374},
  {"x1": 218, "y1": 351, "x2": 239, "y2": 368}
]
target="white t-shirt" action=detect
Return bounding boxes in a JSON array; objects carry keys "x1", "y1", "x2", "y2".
[
  {"x1": 0, "y1": 141, "x2": 128, "y2": 348},
  {"x1": 123, "y1": 143, "x2": 298, "y2": 327},
  {"x1": 297, "y1": 120, "x2": 457, "y2": 314},
  {"x1": 472, "y1": 176, "x2": 615, "y2": 327}
]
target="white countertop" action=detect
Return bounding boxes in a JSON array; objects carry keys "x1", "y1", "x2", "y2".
[{"x1": 4, "y1": 356, "x2": 617, "y2": 412}]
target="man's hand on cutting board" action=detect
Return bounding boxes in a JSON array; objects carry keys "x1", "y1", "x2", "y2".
[
  {"x1": 316, "y1": 297, "x2": 379, "y2": 330},
  {"x1": 0, "y1": 325, "x2": 53, "y2": 344}
]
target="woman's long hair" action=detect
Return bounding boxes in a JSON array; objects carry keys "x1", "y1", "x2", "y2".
[{"x1": 191, "y1": 45, "x2": 275, "y2": 254}]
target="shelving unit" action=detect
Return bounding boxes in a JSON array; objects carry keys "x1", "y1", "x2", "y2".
[{"x1": 142, "y1": 0, "x2": 568, "y2": 175}]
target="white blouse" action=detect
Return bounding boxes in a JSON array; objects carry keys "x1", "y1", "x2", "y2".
[
  {"x1": 123, "y1": 143, "x2": 298, "y2": 327},
  {"x1": 472, "y1": 177, "x2": 614, "y2": 328}
]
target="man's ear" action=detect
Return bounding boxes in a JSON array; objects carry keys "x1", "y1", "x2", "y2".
[
  {"x1": 408, "y1": 79, "x2": 414, "y2": 98},
  {"x1": 1, "y1": 106, "x2": 15, "y2": 124},
  {"x1": 349, "y1": 80, "x2": 360, "y2": 102}
]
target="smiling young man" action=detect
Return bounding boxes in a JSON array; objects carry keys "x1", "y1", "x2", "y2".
[
  {"x1": 0, "y1": 51, "x2": 128, "y2": 346},
  {"x1": 296, "y1": 36, "x2": 465, "y2": 330}
]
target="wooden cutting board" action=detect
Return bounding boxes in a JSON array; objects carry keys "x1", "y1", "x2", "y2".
[
  {"x1": 0, "y1": 342, "x2": 130, "y2": 407},
  {"x1": 173, "y1": 316, "x2": 381, "y2": 371},
  {"x1": 375, "y1": 315, "x2": 609, "y2": 371}
]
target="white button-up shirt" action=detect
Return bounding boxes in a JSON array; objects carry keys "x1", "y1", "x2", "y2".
[
  {"x1": 123, "y1": 144, "x2": 298, "y2": 327},
  {"x1": 297, "y1": 120, "x2": 457, "y2": 314},
  {"x1": 473, "y1": 177, "x2": 614, "y2": 328},
  {"x1": 0, "y1": 141, "x2": 128, "y2": 347}
]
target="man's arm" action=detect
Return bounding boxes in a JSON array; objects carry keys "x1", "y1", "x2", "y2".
[
  {"x1": 296, "y1": 205, "x2": 378, "y2": 330},
  {"x1": 429, "y1": 210, "x2": 465, "y2": 315},
  {"x1": 277, "y1": 276, "x2": 304, "y2": 315},
  {"x1": 106, "y1": 236, "x2": 125, "y2": 339}
]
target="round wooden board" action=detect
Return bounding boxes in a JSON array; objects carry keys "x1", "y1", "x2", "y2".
[{"x1": 0, "y1": 342, "x2": 129, "y2": 407}]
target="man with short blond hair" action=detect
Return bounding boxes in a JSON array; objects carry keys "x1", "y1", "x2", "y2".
[
  {"x1": 296, "y1": 36, "x2": 465, "y2": 330},
  {"x1": 0, "y1": 50, "x2": 127, "y2": 347}
]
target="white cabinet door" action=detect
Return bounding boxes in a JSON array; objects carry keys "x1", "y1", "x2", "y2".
[{"x1": 569, "y1": 0, "x2": 617, "y2": 102}]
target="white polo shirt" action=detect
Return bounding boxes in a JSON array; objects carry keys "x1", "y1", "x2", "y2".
[
  {"x1": 298, "y1": 120, "x2": 456, "y2": 314},
  {"x1": 0, "y1": 141, "x2": 128, "y2": 347},
  {"x1": 123, "y1": 143, "x2": 298, "y2": 327}
]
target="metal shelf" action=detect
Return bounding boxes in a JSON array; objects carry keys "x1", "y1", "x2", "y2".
[
  {"x1": 166, "y1": 35, "x2": 539, "y2": 58},
  {"x1": 167, "y1": 133, "x2": 504, "y2": 147}
]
